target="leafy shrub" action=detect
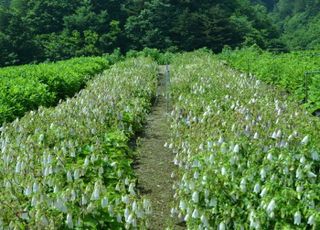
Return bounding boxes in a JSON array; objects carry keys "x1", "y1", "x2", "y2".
[
  {"x1": 126, "y1": 48, "x2": 174, "y2": 65},
  {"x1": 0, "y1": 56, "x2": 109, "y2": 124},
  {"x1": 104, "y1": 48, "x2": 124, "y2": 65}
]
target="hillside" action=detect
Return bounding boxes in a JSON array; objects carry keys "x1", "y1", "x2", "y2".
[
  {"x1": 0, "y1": 0, "x2": 279, "y2": 66},
  {"x1": 253, "y1": 0, "x2": 320, "y2": 50}
]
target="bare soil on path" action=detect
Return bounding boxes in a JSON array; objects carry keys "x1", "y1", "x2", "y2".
[{"x1": 134, "y1": 66, "x2": 185, "y2": 230}]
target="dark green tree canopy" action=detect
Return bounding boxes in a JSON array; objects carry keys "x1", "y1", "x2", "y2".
[
  {"x1": 255, "y1": 0, "x2": 320, "y2": 50},
  {"x1": 2, "y1": 0, "x2": 318, "y2": 66}
]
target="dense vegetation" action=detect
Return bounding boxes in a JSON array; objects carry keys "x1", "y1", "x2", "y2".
[
  {"x1": 0, "y1": 57, "x2": 157, "y2": 228},
  {"x1": 0, "y1": 56, "x2": 109, "y2": 124},
  {"x1": 0, "y1": 0, "x2": 279, "y2": 66},
  {"x1": 1, "y1": 0, "x2": 319, "y2": 67},
  {"x1": 168, "y1": 50, "x2": 320, "y2": 229},
  {"x1": 256, "y1": 0, "x2": 320, "y2": 50},
  {"x1": 0, "y1": 0, "x2": 319, "y2": 228},
  {"x1": 220, "y1": 47, "x2": 320, "y2": 113}
]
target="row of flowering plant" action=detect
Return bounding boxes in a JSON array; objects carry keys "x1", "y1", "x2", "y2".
[
  {"x1": 0, "y1": 57, "x2": 157, "y2": 229},
  {"x1": 168, "y1": 51, "x2": 320, "y2": 229},
  {"x1": 0, "y1": 56, "x2": 109, "y2": 124},
  {"x1": 220, "y1": 47, "x2": 320, "y2": 113}
]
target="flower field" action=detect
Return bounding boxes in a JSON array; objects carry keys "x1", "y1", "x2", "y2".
[
  {"x1": 220, "y1": 47, "x2": 320, "y2": 114},
  {"x1": 0, "y1": 57, "x2": 109, "y2": 124},
  {"x1": 168, "y1": 51, "x2": 320, "y2": 229},
  {"x1": 0, "y1": 57, "x2": 157, "y2": 228},
  {"x1": 1, "y1": 50, "x2": 319, "y2": 229}
]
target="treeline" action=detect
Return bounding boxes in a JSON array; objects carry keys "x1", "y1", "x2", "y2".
[
  {"x1": 0, "y1": 0, "x2": 280, "y2": 67},
  {"x1": 255, "y1": 0, "x2": 320, "y2": 50}
]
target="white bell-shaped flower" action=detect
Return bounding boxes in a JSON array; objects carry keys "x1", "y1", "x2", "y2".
[
  {"x1": 260, "y1": 188, "x2": 267, "y2": 197},
  {"x1": 101, "y1": 197, "x2": 108, "y2": 208},
  {"x1": 192, "y1": 191, "x2": 199, "y2": 203},
  {"x1": 294, "y1": 211, "x2": 301, "y2": 225},
  {"x1": 311, "y1": 151, "x2": 319, "y2": 161},
  {"x1": 191, "y1": 209, "x2": 199, "y2": 219},
  {"x1": 301, "y1": 135, "x2": 309, "y2": 145},
  {"x1": 218, "y1": 222, "x2": 226, "y2": 230},
  {"x1": 179, "y1": 200, "x2": 187, "y2": 211},
  {"x1": 66, "y1": 213, "x2": 73, "y2": 229},
  {"x1": 307, "y1": 215, "x2": 315, "y2": 225},
  {"x1": 253, "y1": 183, "x2": 261, "y2": 194},
  {"x1": 266, "y1": 199, "x2": 276, "y2": 214},
  {"x1": 200, "y1": 214, "x2": 209, "y2": 227},
  {"x1": 233, "y1": 144, "x2": 240, "y2": 153}
]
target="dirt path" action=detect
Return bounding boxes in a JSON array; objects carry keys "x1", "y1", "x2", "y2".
[{"x1": 134, "y1": 66, "x2": 184, "y2": 230}]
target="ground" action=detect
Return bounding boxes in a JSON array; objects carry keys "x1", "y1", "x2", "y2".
[{"x1": 134, "y1": 66, "x2": 185, "y2": 230}]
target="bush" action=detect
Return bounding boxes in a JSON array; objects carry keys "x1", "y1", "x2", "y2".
[
  {"x1": 126, "y1": 48, "x2": 174, "y2": 65},
  {"x1": 0, "y1": 56, "x2": 109, "y2": 124}
]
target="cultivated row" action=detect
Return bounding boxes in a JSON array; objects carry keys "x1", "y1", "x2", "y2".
[
  {"x1": 168, "y1": 51, "x2": 320, "y2": 229},
  {"x1": 0, "y1": 57, "x2": 157, "y2": 228},
  {"x1": 0, "y1": 57, "x2": 108, "y2": 124}
]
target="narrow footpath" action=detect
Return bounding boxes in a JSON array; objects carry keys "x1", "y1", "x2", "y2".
[{"x1": 134, "y1": 66, "x2": 184, "y2": 229}]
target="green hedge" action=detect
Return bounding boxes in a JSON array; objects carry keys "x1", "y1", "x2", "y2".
[{"x1": 0, "y1": 57, "x2": 108, "y2": 124}]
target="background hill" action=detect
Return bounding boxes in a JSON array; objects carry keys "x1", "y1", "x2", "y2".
[
  {"x1": 254, "y1": 0, "x2": 320, "y2": 50},
  {"x1": 0, "y1": 0, "x2": 319, "y2": 67}
]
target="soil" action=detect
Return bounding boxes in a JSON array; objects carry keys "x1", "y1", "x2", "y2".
[{"x1": 134, "y1": 66, "x2": 185, "y2": 230}]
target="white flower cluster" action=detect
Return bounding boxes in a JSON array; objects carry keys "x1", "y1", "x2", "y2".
[
  {"x1": 0, "y1": 57, "x2": 157, "y2": 228},
  {"x1": 167, "y1": 51, "x2": 320, "y2": 229}
]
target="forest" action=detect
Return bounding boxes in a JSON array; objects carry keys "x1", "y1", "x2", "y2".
[{"x1": 0, "y1": 0, "x2": 319, "y2": 67}]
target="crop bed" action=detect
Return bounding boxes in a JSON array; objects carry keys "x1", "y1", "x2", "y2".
[
  {"x1": 0, "y1": 57, "x2": 157, "y2": 229},
  {"x1": 168, "y1": 51, "x2": 320, "y2": 229},
  {"x1": 220, "y1": 47, "x2": 320, "y2": 114},
  {"x1": 0, "y1": 57, "x2": 108, "y2": 124}
]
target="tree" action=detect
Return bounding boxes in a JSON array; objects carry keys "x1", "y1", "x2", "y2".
[
  {"x1": 270, "y1": 0, "x2": 320, "y2": 50},
  {"x1": 2, "y1": 9, "x2": 40, "y2": 64},
  {"x1": 63, "y1": 1, "x2": 108, "y2": 33},
  {"x1": 99, "y1": 20, "x2": 122, "y2": 53},
  {"x1": 0, "y1": 0, "x2": 285, "y2": 66},
  {"x1": 125, "y1": 0, "x2": 173, "y2": 50},
  {"x1": 0, "y1": 32, "x2": 15, "y2": 65},
  {"x1": 24, "y1": 0, "x2": 81, "y2": 34}
]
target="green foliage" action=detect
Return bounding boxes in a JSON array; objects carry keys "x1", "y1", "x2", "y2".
[
  {"x1": 0, "y1": 57, "x2": 157, "y2": 228},
  {"x1": 99, "y1": 20, "x2": 122, "y2": 53},
  {"x1": 126, "y1": 47, "x2": 174, "y2": 65},
  {"x1": 124, "y1": 0, "x2": 278, "y2": 52},
  {"x1": 0, "y1": 0, "x2": 280, "y2": 66},
  {"x1": 105, "y1": 48, "x2": 124, "y2": 65},
  {"x1": 0, "y1": 0, "x2": 125, "y2": 66},
  {"x1": 220, "y1": 47, "x2": 320, "y2": 113},
  {"x1": 0, "y1": 32, "x2": 14, "y2": 65},
  {"x1": 280, "y1": 13, "x2": 320, "y2": 50},
  {"x1": 0, "y1": 56, "x2": 108, "y2": 124},
  {"x1": 63, "y1": 1, "x2": 108, "y2": 33},
  {"x1": 169, "y1": 50, "x2": 320, "y2": 229},
  {"x1": 256, "y1": 0, "x2": 320, "y2": 50},
  {"x1": 36, "y1": 31, "x2": 82, "y2": 61},
  {"x1": 124, "y1": 0, "x2": 173, "y2": 50}
]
